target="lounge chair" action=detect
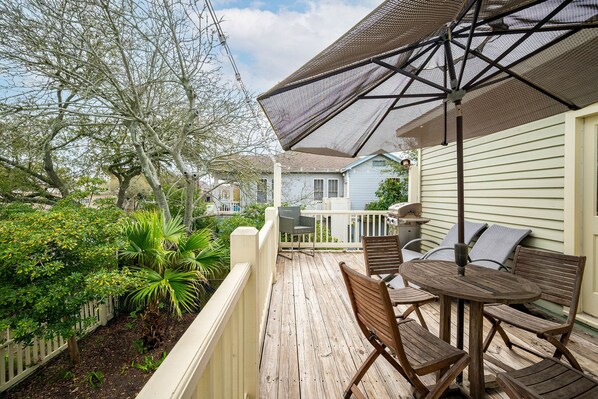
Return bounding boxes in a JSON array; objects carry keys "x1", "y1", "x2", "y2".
[
  {"x1": 483, "y1": 246, "x2": 586, "y2": 370},
  {"x1": 401, "y1": 220, "x2": 487, "y2": 261},
  {"x1": 339, "y1": 262, "x2": 469, "y2": 399},
  {"x1": 362, "y1": 235, "x2": 436, "y2": 330},
  {"x1": 424, "y1": 224, "x2": 531, "y2": 270}
]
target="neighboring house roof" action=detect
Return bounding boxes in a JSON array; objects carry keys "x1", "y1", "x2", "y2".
[
  {"x1": 340, "y1": 153, "x2": 402, "y2": 173},
  {"x1": 241, "y1": 151, "x2": 354, "y2": 173},
  {"x1": 218, "y1": 151, "x2": 401, "y2": 175}
]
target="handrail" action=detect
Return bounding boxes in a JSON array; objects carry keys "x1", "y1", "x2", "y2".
[
  {"x1": 301, "y1": 210, "x2": 388, "y2": 215},
  {"x1": 136, "y1": 263, "x2": 251, "y2": 398},
  {"x1": 136, "y1": 207, "x2": 279, "y2": 399}
]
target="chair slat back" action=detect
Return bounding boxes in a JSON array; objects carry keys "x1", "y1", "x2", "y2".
[
  {"x1": 339, "y1": 262, "x2": 403, "y2": 355},
  {"x1": 512, "y1": 246, "x2": 586, "y2": 316},
  {"x1": 362, "y1": 235, "x2": 402, "y2": 277}
]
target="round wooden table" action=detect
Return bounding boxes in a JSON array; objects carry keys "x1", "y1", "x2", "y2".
[{"x1": 400, "y1": 260, "x2": 542, "y2": 399}]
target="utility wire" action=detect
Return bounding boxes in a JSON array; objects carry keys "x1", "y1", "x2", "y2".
[{"x1": 204, "y1": 0, "x2": 253, "y2": 106}]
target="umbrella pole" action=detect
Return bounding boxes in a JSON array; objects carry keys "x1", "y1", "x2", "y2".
[{"x1": 455, "y1": 99, "x2": 466, "y2": 384}]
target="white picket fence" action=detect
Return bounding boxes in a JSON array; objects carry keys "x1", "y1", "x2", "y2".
[
  {"x1": 280, "y1": 210, "x2": 391, "y2": 249},
  {"x1": 0, "y1": 297, "x2": 116, "y2": 392}
]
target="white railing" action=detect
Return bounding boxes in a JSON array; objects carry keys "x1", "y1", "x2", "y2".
[
  {"x1": 137, "y1": 208, "x2": 278, "y2": 399},
  {"x1": 0, "y1": 298, "x2": 116, "y2": 392},
  {"x1": 280, "y1": 210, "x2": 391, "y2": 249},
  {"x1": 215, "y1": 199, "x2": 242, "y2": 214}
]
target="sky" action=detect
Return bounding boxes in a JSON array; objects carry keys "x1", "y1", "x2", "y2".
[{"x1": 211, "y1": 0, "x2": 381, "y2": 94}]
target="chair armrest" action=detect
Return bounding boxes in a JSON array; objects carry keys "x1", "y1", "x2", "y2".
[
  {"x1": 422, "y1": 246, "x2": 454, "y2": 259},
  {"x1": 300, "y1": 215, "x2": 315, "y2": 228},
  {"x1": 279, "y1": 216, "x2": 295, "y2": 234},
  {"x1": 401, "y1": 238, "x2": 441, "y2": 250},
  {"x1": 469, "y1": 258, "x2": 508, "y2": 271}
]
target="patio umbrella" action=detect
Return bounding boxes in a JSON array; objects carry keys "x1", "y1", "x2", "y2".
[{"x1": 257, "y1": 0, "x2": 598, "y2": 368}]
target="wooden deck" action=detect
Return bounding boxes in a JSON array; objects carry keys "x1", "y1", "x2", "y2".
[{"x1": 259, "y1": 252, "x2": 598, "y2": 399}]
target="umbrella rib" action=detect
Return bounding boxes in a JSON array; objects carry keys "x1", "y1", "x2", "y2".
[
  {"x1": 453, "y1": 23, "x2": 598, "y2": 38},
  {"x1": 360, "y1": 93, "x2": 444, "y2": 99},
  {"x1": 257, "y1": 38, "x2": 440, "y2": 101},
  {"x1": 464, "y1": 28, "x2": 581, "y2": 90},
  {"x1": 462, "y1": 0, "x2": 573, "y2": 91},
  {"x1": 373, "y1": 60, "x2": 450, "y2": 93},
  {"x1": 352, "y1": 45, "x2": 443, "y2": 157},
  {"x1": 457, "y1": 0, "x2": 483, "y2": 88},
  {"x1": 452, "y1": 0, "x2": 550, "y2": 36},
  {"x1": 281, "y1": 44, "x2": 437, "y2": 151},
  {"x1": 453, "y1": 40, "x2": 580, "y2": 110},
  {"x1": 390, "y1": 97, "x2": 443, "y2": 111}
]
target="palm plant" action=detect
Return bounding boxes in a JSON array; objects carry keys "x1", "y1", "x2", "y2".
[{"x1": 121, "y1": 211, "x2": 226, "y2": 317}]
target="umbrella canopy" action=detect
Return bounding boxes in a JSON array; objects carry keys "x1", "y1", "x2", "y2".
[
  {"x1": 258, "y1": 0, "x2": 598, "y2": 371},
  {"x1": 258, "y1": 0, "x2": 598, "y2": 158}
]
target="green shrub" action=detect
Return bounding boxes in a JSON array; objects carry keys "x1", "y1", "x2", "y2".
[{"x1": 0, "y1": 203, "x2": 132, "y2": 347}]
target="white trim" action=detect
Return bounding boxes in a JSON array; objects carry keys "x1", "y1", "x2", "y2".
[{"x1": 564, "y1": 103, "x2": 598, "y2": 256}]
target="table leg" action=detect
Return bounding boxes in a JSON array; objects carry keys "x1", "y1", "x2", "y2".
[
  {"x1": 438, "y1": 295, "x2": 451, "y2": 381},
  {"x1": 439, "y1": 295, "x2": 451, "y2": 343},
  {"x1": 468, "y1": 301, "x2": 484, "y2": 399}
]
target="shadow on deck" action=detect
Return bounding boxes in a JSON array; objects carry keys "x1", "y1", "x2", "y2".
[{"x1": 259, "y1": 252, "x2": 598, "y2": 399}]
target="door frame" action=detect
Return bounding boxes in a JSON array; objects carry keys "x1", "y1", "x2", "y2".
[{"x1": 564, "y1": 102, "x2": 598, "y2": 319}]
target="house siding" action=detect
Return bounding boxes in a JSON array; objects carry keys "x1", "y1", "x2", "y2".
[
  {"x1": 241, "y1": 173, "x2": 345, "y2": 209},
  {"x1": 345, "y1": 154, "x2": 400, "y2": 210},
  {"x1": 419, "y1": 114, "x2": 566, "y2": 253}
]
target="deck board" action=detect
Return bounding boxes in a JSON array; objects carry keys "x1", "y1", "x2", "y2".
[{"x1": 259, "y1": 252, "x2": 598, "y2": 398}]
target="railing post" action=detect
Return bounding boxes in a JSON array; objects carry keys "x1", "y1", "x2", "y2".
[
  {"x1": 265, "y1": 207, "x2": 278, "y2": 283},
  {"x1": 273, "y1": 162, "x2": 282, "y2": 207},
  {"x1": 230, "y1": 227, "x2": 259, "y2": 399}
]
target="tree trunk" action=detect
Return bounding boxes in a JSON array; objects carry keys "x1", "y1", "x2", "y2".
[
  {"x1": 42, "y1": 146, "x2": 70, "y2": 198},
  {"x1": 183, "y1": 178, "x2": 195, "y2": 228},
  {"x1": 115, "y1": 169, "x2": 140, "y2": 209},
  {"x1": 67, "y1": 335, "x2": 80, "y2": 365},
  {"x1": 129, "y1": 124, "x2": 171, "y2": 220}
]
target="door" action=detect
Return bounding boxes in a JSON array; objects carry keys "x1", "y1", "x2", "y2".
[{"x1": 582, "y1": 114, "x2": 598, "y2": 316}]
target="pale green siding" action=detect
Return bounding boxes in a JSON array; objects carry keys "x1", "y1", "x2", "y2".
[{"x1": 420, "y1": 114, "x2": 566, "y2": 253}]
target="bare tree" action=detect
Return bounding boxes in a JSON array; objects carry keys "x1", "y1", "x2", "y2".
[{"x1": 0, "y1": 0, "x2": 274, "y2": 225}]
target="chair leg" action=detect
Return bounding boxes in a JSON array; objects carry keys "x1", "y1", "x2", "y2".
[
  {"x1": 413, "y1": 306, "x2": 429, "y2": 331},
  {"x1": 427, "y1": 354, "x2": 470, "y2": 399},
  {"x1": 483, "y1": 315, "x2": 512, "y2": 352},
  {"x1": 544, "y1": 333, "x2": 582, "y2": 371},
  {"x1": 343, "y1": 348, "x2": 380, "y2": 399}
]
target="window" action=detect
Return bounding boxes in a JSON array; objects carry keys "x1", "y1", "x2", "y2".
[
  {"x1": 372, "y1": 159, "x2": 387, "y2": 167},
  {"x1": 328, "y1": 179, "x2": 339, "y2": 198},
  {"x1": 313, "y1": 179, "x2": 324, "y2": 201},
  {"x1": 257, "y1": 178, "x2": 268, "y2": 203}
]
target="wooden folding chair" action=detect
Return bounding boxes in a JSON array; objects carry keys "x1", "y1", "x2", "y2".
[
  {"x1": 483, "y1": 246, "x2": 586, "y2": 370},
  {"x1": 339, "y1": 262, "x2": 469, "y2": 399},
  {"x1": 362, "y1": 235, "x2": 436, "y2": 330},
  {"x1": 497, "y1": 357, "x2": 598, "y2": 398}
]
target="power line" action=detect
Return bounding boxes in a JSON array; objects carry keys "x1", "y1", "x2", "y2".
[{"x1": 204, "y1": 0, "x2": 253, "y2": 106}]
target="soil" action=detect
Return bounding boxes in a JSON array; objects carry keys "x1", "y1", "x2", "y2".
[{"x1": 1, "y1": 311, "x2": 197, "y2": 399}]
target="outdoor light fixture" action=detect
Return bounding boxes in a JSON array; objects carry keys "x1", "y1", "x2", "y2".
[{"x1": 401, "y1": 159, "x2": 411, "y2": 169}]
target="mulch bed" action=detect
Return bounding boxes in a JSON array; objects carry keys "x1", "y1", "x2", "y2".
[{"x1": 2, "y1": 311, "x2": 196, "y2": 399}]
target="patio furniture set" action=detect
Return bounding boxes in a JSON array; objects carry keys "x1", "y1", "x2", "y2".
[{"x1": 340, "y1": 225, "x2": 591, "y2": 399}]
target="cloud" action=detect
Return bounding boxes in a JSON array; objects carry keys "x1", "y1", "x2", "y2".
[{"x1": 215, "y1": 1, "x2": 380, "y2": 93}]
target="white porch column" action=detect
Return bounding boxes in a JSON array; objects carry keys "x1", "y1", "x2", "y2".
[
  {"x1": 408, "y1": 158, "x2": 421, "y2": 203},
  {"x1": 273, "y1": 162, "x2": 282, "y2": 207}
]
